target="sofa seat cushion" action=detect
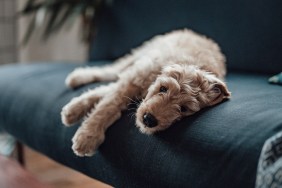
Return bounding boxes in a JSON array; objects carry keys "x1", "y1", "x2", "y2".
[{"x1": 0, "y1": 63, "x2": 281, "y2": 188}]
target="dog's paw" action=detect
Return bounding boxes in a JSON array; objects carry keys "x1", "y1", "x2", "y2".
[
  {"x1": 65, "y1": 68, "x2": 100, "y2": 88},
  {"x1": 65, "y1": 68, "x2": 86, "y2": 88},
  {"x1": 61, "y1": 98, "x2": 86, "y2": 126},
  {"x1": 71, "y1": 127, "x2": 105, "y2": 157}
]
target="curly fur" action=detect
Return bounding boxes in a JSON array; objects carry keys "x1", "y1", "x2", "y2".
[{"x1": 61, "y1": 29, "x2": 231, "y2": 157}]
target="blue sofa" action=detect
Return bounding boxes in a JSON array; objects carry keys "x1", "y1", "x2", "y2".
[{"x1": 1, "y1": 0, "x2": 282, "y2": 187}]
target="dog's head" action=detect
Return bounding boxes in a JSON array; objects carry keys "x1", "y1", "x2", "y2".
[{"x1": 136, "y1": 64, "x2": 231, "y2": 134}]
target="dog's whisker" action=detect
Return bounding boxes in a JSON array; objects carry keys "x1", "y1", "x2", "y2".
[
  {"x1": 127, "y1": 102, "x2": 137, "y2": 106},
  {"x1": 128, "y1": 112, "x2": 136, "y2": 120},
  {"x1": 136, "y1": 101, "x2": 142, "y2": 108},
  {"x1": 127, "y1": 109, "x2": 137, "y2": 112},
  {"x1": 123, "y1": 96, "x2": 135, "y2": 102},
  {"x1": 123, "y1": 96, "x2": 139, "y2": 106},
  {"x1": 136, "y1": 96, "x2": 142, "y2": 102},
  {"x1": 127, "y1": 107, "x2": 136, "y2": 110},
  {"x1": 128, "y1": 111, "x2": 134, "y2": 116}
]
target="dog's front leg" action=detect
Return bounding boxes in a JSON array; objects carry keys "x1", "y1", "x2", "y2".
[
  {"x1": 61, "y1": 83, "x2": 116, "y2": 126},
  {"x1": 65, "y1": 55, "x2": 136, "y2": 88},
  {"x1": 71, "y1": 81, "x2": 140, "y2": 157}
]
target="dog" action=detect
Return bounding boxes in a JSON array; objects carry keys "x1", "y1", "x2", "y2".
[{"x1": 61, "y1": 29, "x2": 231, "y2": 157}]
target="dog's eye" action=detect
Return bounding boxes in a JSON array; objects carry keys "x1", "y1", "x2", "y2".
[
  {"x1": 159, "y1": 86, "x2": 168, "y2": 93},
  {"x1": 180, "y1": 106, "x2": 188, "y2": 113}
]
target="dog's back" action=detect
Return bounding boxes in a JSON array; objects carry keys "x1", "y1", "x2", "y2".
[{"x1": 130, "y1": 29, "x2": 226, "y2": 79}]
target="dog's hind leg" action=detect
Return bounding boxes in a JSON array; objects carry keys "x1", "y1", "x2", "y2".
[
  {"x1": 65, "y1": 54, "x2": 136, "y2": 88},
  {"x1": 61, "y1": 83, "x2": 114, "y2": 126}
]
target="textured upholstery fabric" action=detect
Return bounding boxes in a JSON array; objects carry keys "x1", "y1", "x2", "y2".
[
  {"x1": 256, "y1": 132, "x2": 282, "y2": 188},
  {"x1": 90, "y1": 0, "x2": 282, "y2": 74},
  {"x1": 0, "y1": 63, "x2": 282, "y2": 188}
]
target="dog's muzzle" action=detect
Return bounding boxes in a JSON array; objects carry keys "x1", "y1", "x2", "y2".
[{"x1": 143, "y1": 113, "x2": 158, "y2": 128}]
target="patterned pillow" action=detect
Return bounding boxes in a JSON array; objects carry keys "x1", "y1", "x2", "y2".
[{"x1": 256, "y1": 132, "x2": 282, "y2": 188}]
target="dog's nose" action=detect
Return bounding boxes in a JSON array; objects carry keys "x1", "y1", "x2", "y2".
[{"x1": 143, "y1": 113, "x2": 158, "y2": 128}]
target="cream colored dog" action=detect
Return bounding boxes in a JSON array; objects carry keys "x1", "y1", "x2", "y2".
[{"x1": 61, "y1": 29, "x2": 231, "y2": 157}]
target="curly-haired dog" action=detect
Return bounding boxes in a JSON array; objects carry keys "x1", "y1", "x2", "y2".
[{"x1": 61, "y1": 29, "x2": 231, "y2": 157}]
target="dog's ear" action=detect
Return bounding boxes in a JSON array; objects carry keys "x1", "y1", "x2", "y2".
[{"x1": 207, "y1": 78, "x2": 231, "y2": 106}]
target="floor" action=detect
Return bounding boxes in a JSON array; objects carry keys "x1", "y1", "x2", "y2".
[{"x1": 25, "y1": 147, "x2": 112, "y2": 188}]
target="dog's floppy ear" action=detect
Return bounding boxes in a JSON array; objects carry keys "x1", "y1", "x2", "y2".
[{"x1": 207, "y1": 78, "x2": 231, "y2": 106}]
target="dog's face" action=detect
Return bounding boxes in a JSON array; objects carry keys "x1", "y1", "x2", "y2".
[{"x1": 136, "y1": 64, "x2": 231, "y2": 134}]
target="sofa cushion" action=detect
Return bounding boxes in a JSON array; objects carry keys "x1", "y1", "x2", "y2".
[
  {"x1": 90, "y1": 0, "x2": 282, "y2": 74},
  {"x1": 0, "y1": 63, "x2": 282, "y2": 188}
]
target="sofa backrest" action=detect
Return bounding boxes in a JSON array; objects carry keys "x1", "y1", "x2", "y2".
[{"x1": 89, "y1": 0, "x2": 282, "y2": 74}]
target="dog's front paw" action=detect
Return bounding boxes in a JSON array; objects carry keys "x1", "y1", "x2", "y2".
[
  {"x1": 65, "y1": 68, "x2": 87, "y2": 88},
  {"x1": 72, "y1": 127, "x2": 105, "y2": 157},
  {"x1": 61, "y1": 97, "x2": 86, "y2": 126},
  {"x1": 65, "y1": 68, "x2": 100, "y2": 88}
]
